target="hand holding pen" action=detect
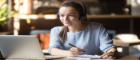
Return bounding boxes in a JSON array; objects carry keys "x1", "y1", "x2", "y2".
[{"x1": 69, "y1": 43, "x2": 85, "y2": 56}]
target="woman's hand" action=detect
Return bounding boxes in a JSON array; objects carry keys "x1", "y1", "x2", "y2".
[
  {"x1": 50, "y1": 47, "x2": 83, "y2": 57},
  {"x1": 69, "y1": 47, "x2": 83, "y2": 56},
  {"x1": 101, "y1": 48, "x2": 117, "y2": 59},
  {"x1": 101, "y1": 51, "x2": 115, "y2": 59}
]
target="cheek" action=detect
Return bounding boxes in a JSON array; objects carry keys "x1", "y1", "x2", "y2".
[
  {"x1": 59, "y1": 17, "x2": 62, "y2": 21},
  {"x1": 58, "y1": 16, "x2": 63, "y2": 21},
  {"x1": 59, "y1": 17, "x2": 67, "y2": 24},
  {"x1": 69, "y1": 16, "x2": 79, "y2": 21},
  {"x1": 70, "y1": 17, "x2": 80, "y2": 22},
  {"x1": 59, "y1": 18, "x2": 65, "y2": 24}
]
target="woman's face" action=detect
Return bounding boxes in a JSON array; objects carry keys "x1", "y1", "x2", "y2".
[{"x1": 58, "y1": 6, "x2": 81, "y2": 27}]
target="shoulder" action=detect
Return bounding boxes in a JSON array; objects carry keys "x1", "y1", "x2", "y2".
[
  {"x1": 51, "y1": 26, "x2": 63, "y2": 33},
  {"x1": 51, "y1": 26, "x2": 63, "y2": 30},
  {"x1": 88, "y1": 22, "x2": 104, "y2": 29}
]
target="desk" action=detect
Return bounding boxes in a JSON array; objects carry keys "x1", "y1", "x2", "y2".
[
  {"x1": 4, "y1": 55, "x2": 139, "y2": 60},
  {"x1": 45, "y1": 55, "x2": 139, "y2": 60},
  {"x1": 113, "y1": 39, "x2": 140, "y2": 55},
  {"x1": 5, "y1": 58, "x2": 44, "y2": 60}
]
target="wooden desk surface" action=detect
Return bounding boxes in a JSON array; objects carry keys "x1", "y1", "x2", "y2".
[
  {"x1": 44, "y1": 55, "x2": 139, "y2": 60},
  {"x1": 4, "y1": 56, "x2": 139, "y2": 60}
]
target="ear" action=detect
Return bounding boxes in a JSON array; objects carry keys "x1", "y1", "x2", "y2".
[{"x1": 80, "y1": 15, "x2": 87, "y2": 22}]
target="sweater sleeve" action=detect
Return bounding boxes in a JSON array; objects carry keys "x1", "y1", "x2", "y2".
[
  {"x1": 99, "y1": 25, "x2": 114, "y2": 52},
  {"x1": 48, "y1": 27, "x2": 63, "y2": 53}
]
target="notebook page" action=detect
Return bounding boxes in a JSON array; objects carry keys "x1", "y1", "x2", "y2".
[
  {"x1": 67, "y1": 54, "x2": 101, "y2": 60},
  {"x1": 77, "y1": 54, "x2": 101, "y2": 59}
]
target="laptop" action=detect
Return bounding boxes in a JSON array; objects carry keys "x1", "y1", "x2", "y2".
[{"x1": 0, "y1": 35, "x2": 45, "y2": 60}]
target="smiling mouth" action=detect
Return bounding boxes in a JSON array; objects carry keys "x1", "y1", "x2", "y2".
[
  {"x1": 64, "y1": 22, "x2": 71, "y2": 25},
  {"x1": 64, "y1": 22, "x2": 69, "y2": 24}
]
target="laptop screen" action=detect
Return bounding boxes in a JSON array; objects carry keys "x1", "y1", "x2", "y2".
[{"x1": 0, "y1": 35, "x2": 45, "y2": 60}]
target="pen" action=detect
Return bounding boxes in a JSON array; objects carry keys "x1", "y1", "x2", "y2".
[
  {"x1": 69, "y1": 43, "x2": 85, "y2": 52},
  {"x1": 69, "y1": 43, "x2": 77, "y2": 47}
]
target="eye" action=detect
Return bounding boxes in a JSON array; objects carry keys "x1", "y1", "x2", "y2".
[
  {"x1": 68, "y1": 14, "x2": 78, "y2": 17},
  {"x1": 59, "y1": 14, "x2": 64, "y2": 17}
]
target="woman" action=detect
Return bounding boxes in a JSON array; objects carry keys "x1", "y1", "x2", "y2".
[{"x1": 48, "y1": 1, "x2": 117, "y2": 59}]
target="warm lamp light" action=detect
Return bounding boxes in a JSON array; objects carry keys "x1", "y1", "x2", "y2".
[{"x1": 136, "y1": 0, "x2": 140, "y2": 4}]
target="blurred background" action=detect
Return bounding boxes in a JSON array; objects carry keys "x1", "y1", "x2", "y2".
[
  {"x1": 0, "y1": 0, "x2": 140, "y2": 58},
  {"x1": 0, "y1": 0, "x2": 139, "y2": 36}
]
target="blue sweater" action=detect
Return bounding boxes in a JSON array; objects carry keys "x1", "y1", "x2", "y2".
[{"x1": 49, "y1": 22, "x2": 114, "y2": 55}]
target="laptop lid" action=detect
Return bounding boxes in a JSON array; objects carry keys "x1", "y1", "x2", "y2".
[{"x1": 0, "y1": 35, "x2": 45, "y2": 60}]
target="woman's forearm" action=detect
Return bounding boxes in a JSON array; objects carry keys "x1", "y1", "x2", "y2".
[{"x1": 50, "y1": 48, "x2": 72, "y2": 57}]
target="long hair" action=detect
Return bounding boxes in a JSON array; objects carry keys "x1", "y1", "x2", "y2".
[{"x1": 58, "y1": 1, "x2": 87, "y2": 44}]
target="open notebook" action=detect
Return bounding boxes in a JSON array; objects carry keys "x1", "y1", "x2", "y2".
[
  {"x1": 61, "y1": 54, "x2": 101, "y2": 60},
  {"x1": 76, "y1": 54, "x2": 101, "y2": 58},
  {"x1": 0, "y1": 35, "x2": 45, "y2": 60}
]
